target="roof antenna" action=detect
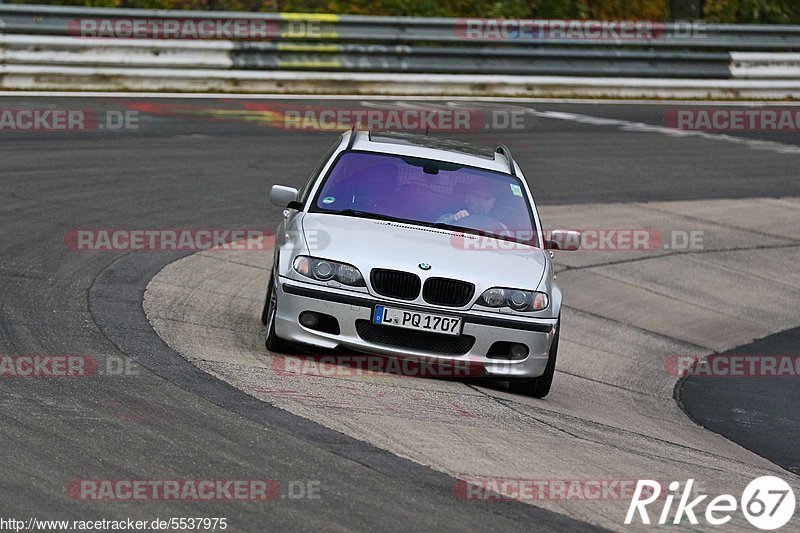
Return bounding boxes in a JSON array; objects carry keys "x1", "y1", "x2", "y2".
[{"x1": 425, "y1": 126, "x2": 430, "y2": 136}]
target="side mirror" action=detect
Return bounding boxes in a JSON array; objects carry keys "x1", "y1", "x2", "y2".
[
  {"x1": 270, "y1": 185, "x2": 299, "y2": 208},
  {"x1": 545, "y1": 229, "x2": 581, "y2": 251}
]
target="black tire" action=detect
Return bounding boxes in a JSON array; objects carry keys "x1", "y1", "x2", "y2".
[
  {"x1": 263, "y1": 273, "x2": 292, "y2": 353},
  {"x1": 509, "y1": 318, "x2": 559, "y2": 398},
  {"x1": 260, "y1": 280, "x2": 271, "y2": 326}
]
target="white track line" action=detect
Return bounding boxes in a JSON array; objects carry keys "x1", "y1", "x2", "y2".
[{"x1": 529, "y1": 109, "x2": 800, "y2": 155}]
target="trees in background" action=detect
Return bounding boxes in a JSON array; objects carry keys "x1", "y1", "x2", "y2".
[{"x1": 9, "y1": 0, "x2": 800, "y2": 23}]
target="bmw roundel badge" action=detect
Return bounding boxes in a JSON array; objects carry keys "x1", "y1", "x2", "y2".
[{"x1": 418, "y1": 262, "x2": 432, "y2": 271}]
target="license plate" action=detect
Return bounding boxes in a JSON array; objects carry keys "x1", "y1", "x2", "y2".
[{"x1": 373, "y1": 305, "x2": 462, "y2": 336}]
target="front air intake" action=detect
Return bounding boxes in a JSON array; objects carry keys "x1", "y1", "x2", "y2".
[
  {"x1": 370, "y1": 269, "x2": 421, "y2": 300},
  {"x1": 422, "y1": 277, "x2": 475, "y2": 307}
]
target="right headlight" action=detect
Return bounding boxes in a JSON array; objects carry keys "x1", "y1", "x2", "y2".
[
  {"x1": 293, "y1": 256, "x2": 366, "y2": 287},
  {"x1": 477, "y1": 287, "x2": 549, "y2": 312}
]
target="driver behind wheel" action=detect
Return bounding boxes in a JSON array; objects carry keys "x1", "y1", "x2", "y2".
[{"x1": 436, "y1": 182, "x2": 496, "y2": 225}]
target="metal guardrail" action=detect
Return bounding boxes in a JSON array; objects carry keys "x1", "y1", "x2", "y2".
[
  {"x1": 0, "y1": 34, "x2": 734, "y2": 78},
  {"x1": 2, "y1": 3, "x2": 800, "y2": 50},
  {"x1": 1, "y1": 4, "x2": 800, "y2": 95}
]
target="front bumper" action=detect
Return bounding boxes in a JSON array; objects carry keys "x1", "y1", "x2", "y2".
[{"x1": 273, "y1": 278, "x2": 557, "y2": 379}]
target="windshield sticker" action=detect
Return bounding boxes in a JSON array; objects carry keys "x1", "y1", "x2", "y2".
[
  {"x1": 510, "y1": 184, "x2": 523, "y2": 197},
  {"x1": 322, "y1": 196, "x2": 336, "y2": 205}
]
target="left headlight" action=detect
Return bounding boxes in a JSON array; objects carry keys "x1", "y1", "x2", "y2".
[
  {"x1": 293, "y1": 256, "x2": 366, "y2": 287},
  {"x1": 477, "y1": 287, "x2": 549, "y2": 311}
]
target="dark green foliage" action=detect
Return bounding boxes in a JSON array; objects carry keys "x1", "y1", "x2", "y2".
[{"x1": 8, "y1": 0, "x2": 800, "y2": 23}]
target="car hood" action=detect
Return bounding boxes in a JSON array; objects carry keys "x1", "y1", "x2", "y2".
[{"x1": 301, "y1": 213, "x2": 547, "y2": 291}]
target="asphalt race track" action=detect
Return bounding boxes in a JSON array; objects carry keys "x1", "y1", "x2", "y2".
[
  {"x1": 678, "y1": 326, "x2": 800, "y2": 475},
  {"x1": 1, "y1": 95, "x2": 799, "y2": 531}
]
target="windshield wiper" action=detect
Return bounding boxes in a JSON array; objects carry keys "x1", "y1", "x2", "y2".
[
  {"x1": 334, "y1": 209, "x2": 412, "y2": 225},
  {"x1": 432, "y1": 222, "x2": 469, "y2": 233},
  {"x1": 335, "y1": 209, "x2": 384, "y2": 219}
]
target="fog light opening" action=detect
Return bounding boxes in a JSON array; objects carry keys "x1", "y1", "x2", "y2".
[
  {"x1": 487, "y1": 341, "x2": 529, "y2": 360},
  {"x1": 299, "y1": 311, "x2": 319, "y2": 328},
  {"x1": 510, "y1": 343, "x2": 528, "y2": 359},
  {"x1": 299, "y1": 311, "x2": 341, "y2": 335}
]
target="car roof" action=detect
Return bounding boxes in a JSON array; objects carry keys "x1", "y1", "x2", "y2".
[{"x1": 346, "y1": 130, "x2": 516, "y2": 175}]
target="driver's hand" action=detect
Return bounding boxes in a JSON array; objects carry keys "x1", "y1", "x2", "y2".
[{"x1": 452, "y1": 210, "x2": 470, "y2": 221}]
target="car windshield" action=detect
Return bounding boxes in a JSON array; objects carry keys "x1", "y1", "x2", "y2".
[{"x1": 311, "y1": 151, "x2": 538, "y2": 245}]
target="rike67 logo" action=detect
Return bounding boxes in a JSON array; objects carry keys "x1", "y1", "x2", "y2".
[{"x1": 626, "y1": 477, "x2": 796, "y2": 530}]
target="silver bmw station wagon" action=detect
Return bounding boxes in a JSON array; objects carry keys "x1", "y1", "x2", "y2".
[{"x1": 262, "y1": 127, "x2": 579, "y2": 397}]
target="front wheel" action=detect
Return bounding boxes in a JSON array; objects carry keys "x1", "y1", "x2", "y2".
[
  {"x1": 263, "y1": 273, "x2": 292, "y2": 353},
  {"x1": 260, "y1": 277, "x2": 272, "y2": 325},
  {"x1": 509, "y1": 318, "x2": 559, "y2": 398}
]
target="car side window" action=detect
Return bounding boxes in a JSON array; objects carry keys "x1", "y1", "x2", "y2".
[{"x1": 298, "y1": 140, "x2": 340, "y2": 207}]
